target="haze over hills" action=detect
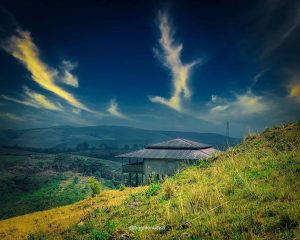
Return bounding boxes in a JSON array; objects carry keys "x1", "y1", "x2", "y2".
[{"x1": 0, "y1": 125, "x2": 240, "y2": 150}]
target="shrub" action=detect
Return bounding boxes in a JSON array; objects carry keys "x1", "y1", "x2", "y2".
[
  {"x1": 145, "y1": 182, "x2": 161, "y2": 198},
  {"x1": 88, "y1": 177, "x2": 102, "y2": 197}
]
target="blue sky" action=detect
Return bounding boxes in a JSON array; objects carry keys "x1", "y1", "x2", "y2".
[{"x1": 0, "y1": 0, "x2": 300, "y2": 137}]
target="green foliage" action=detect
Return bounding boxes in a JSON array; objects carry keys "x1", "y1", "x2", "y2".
[
  {"x1": 0, "y1": 175, "x2": 90, "y2": 220},
  {"x1": 145, "y1": 182, "x2": 161, "y2": 198},
  {"x1": 119, "y1": 184, "x2": 125, "y2": 191},
  {"x1": 27, "y1": 233, "x2": 45, "y2": 240},
  {"x1": 197, "y1": 159, "x2": 206, "y2": 168},
  {"x1": 88, "y1": 177, "x2": 102, "y2": 197},
  {"x1": 0, "y1": 151, "x2": 121, "y2": 219},
  {"x1": 73, "y1": 208, "x2": 116, "y2": 240}
]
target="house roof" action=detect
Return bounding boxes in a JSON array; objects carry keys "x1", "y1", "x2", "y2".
[
  {"x1": 115, "y1": 138, "x2": 217, "y2": 160},
  {"x1": 146, "y1": 138, "x2": 211, "y2": 150}
]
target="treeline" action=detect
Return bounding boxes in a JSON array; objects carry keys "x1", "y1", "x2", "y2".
[
  {"x1": 52, "y1": 155, "x2": 121, "y2": 182},
  {"x1": 2, "y1": 142, "x2": 145, "y2": 154}
]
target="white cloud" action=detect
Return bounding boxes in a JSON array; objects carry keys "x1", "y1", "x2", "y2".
[
  {"x1": 60, "y1": 60, "x2": 79, "y2": 88},
  {"x1": 149, "y1": 11, "x2": 199, "y2": 112},
  {"x1": 200, "y1": 89, "x2": 269, "y2": 122},
  {"x1": 107, "y1": 98, "x2": 130, "y2": 120}
]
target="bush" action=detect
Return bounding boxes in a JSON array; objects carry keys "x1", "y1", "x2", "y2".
[{"x1": 88, "y1": 177, "x2": 102, "y2": 197}]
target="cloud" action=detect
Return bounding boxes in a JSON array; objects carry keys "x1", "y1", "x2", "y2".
[
  {"x1": 262, "y1": 1, "x2": 300, "y2": 56},
  {"x1": 1, "y1": 29, "x2": 94, "y2": 113},
  {"x1": 23, "y1": 86, "x2": 62, "y2": 111},
  {"x1": 252, "y1": 69, "x2": 268, "y2": 83},
  {"x1": 107, "y1": 98, "x2": 130, "y2": 120},
  {"x1": 0, "y1": 112, "x2": 23, "y2": 121},
  {"x1": 1, "y1": 86, "x2": 62, "y2": 111},
  {"x1": 60, "y1": 60, "x2": 79, "y2": 87},
  {"x1": 1, "y1": 94, "x2": 37, "y2": 108},
  {"x1": 149, "y1": 11, "x2": 199, "y2": 112},
  {"x1": 201, "y1": 89, "x2": 269, "y2": 122},
  {"x1": 289, "y1": 80, "x2": 300, "y2": 103}
]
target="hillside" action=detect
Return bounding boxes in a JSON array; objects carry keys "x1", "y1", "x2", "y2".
[
  {"x1": 0, "y1": 125, "x2": 240, "y2": 150},
  {"x1": 0, "y1": 121, "x2": 299, "y2": 239},
  {"x1": 0, "y1": 152, "x2": 122, "y2": 220}
]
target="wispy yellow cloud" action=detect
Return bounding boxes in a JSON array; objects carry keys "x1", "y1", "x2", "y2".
[
  {"x1": 289, "y1": 81, "x2": 300, "y2": 103},
  {"x1": 107, "y1": 98, "x2": 130, "y2": 120},
  {"x1": 2, "y1": 29, "x2": 93, "y2": 113},
  {"x1": 23, "y1": 86, "x2": 62, "y2": 111},
  {"x1": 1, "y1": 87, "x2": 62, "y2": 111},
  {"x1": 149, "y1": 11, "x2": 199, "y2": 112}
]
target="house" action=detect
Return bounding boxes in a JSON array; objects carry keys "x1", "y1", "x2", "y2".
[{"x1": 115, "y1": 138, "x2": 218, "y2": 186}]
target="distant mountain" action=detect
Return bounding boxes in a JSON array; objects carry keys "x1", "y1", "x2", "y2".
[{"x1": 0, "y1": 125, "x2": 241, "y2": 150}]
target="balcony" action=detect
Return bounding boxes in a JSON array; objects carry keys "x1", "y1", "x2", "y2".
[{"x1": 122, "y1": 162, "x2": 144, "y2": 173}]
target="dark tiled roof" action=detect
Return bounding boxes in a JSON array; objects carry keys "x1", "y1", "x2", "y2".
[
  {"x1": 116, "y1": 138, "x2": 217, "y2": 160},
  {"x1": 116, "y1": 148, "x2": 216, "y2": 160},
  {"x1": 146, "y1": 138, "x2": 211, "y2": 150}
]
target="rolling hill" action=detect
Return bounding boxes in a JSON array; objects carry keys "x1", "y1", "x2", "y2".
[
  {"x1": 0, "y1": 121, "x2": 299, "y2": 239},
  {"x1": 0, "y1": 125, "x2": 240, "y2": 150}
]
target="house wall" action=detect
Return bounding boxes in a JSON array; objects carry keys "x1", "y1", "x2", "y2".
[{"x1": 143, "y1": 159, "x2": 193, "y2": 183}]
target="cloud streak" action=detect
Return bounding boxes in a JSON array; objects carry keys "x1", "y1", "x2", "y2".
[
  {"x1": 107, "y1": 98, "x2": 130, "y2": 120},
  {"x1": 149, "y1": 11, "x2": 199, "y2": 112},
  {"x1": 1, "y1": 86, "x2": 62, "y2": 111},
  {"x1": 23, "y1": 86, "x2": 62, "y2": 111},
  {"x1": 0, "y1": 112, "x2": 23, "y2": 121},
  {"x1": 1, "y1": 29, "x2": 94, "y2": 113}
]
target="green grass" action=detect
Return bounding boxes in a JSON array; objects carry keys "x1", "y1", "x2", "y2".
[
  {"x1": 58, "y1": 121, "x2": 300, "y2": 240},
  {"x1": 0, "y1": 174, "x2": 92, "y2": 220}
]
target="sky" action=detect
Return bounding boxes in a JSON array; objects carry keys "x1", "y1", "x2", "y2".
[{"x1": 0, "y1": 0, "x2": 299, "y2": 137}]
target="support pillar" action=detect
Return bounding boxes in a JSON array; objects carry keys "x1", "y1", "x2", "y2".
[{"x1": 129, "y1": 173, "x2": 132, "y2": 186}]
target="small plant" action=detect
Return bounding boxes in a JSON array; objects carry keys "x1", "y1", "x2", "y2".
[
  {"x1": 197, "y1": 159, "x2": 206, "y2": 168},
  {"x1": 145, "y1": 182, "x2": 161, "y2": 198},
  {"x1": 119, "y1": 184, "x2": 125, "y2": 191}
]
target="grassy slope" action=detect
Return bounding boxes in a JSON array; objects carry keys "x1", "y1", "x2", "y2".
[
  {"x1": 0, "y1": 121, "x2": 299, "y2": 239},
  {"x1": 0, "y1": 153, "x2": 121, "y2": 220}
]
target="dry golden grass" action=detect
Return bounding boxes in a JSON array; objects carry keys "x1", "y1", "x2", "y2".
[{"x1": 0, "y1": 187, "x2": 145, "y2": 240}]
